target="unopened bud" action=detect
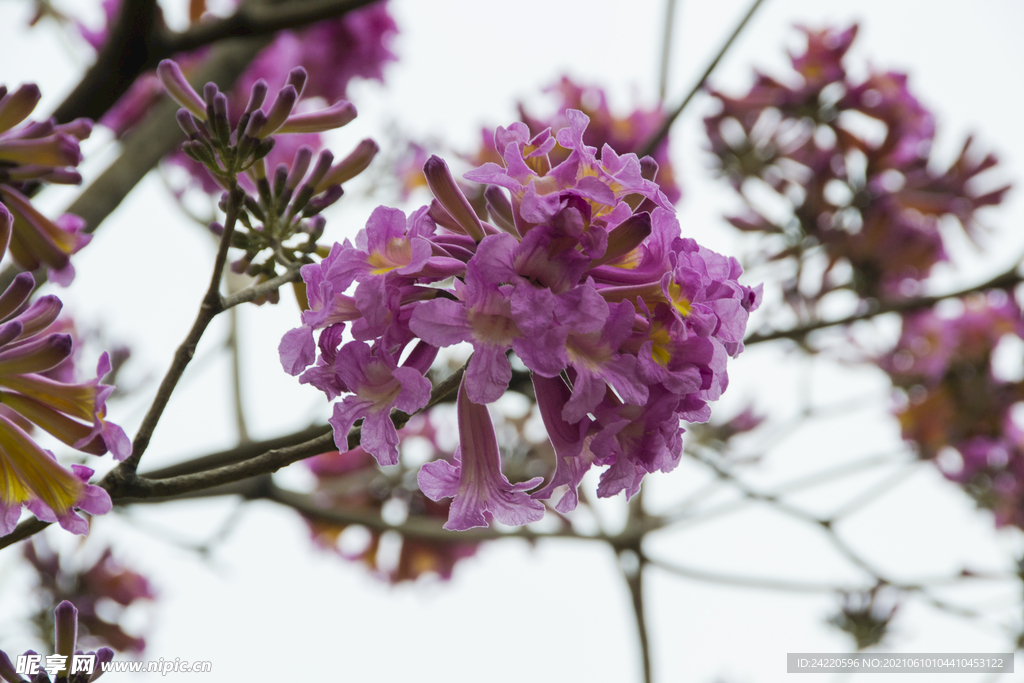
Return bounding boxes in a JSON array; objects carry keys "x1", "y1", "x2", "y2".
[
  {"x1": 258, "y1": 86, "x2": 298, "y2": 139},
  {"x1": 157, "y1": 60, "x2": 206, "y2": 120},
  {"x1": 175, "y1": 109, "x2": 201, "y2": 138},
  {"x1": 315, "y1": 138, "x2": 378, "y2": 192},
  {"x1": 286, "y1": 67, "x2": 308, "y2": 98},
  {"x1": 244, "y1": 79, "x2": 268, "y2": 115},
  {"x1": 276, "y1": 100, "x2": 357, "y2": 134},
  {"x1": 55, "y1": 601, "x2": 78, "y2": 665},
  {"x1": 423, "y1": 155, "x2": 484, "y2": 241}
]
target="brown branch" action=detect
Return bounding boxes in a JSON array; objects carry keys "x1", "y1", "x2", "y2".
[
  {"x1": 621, "y1": 549, "x2": 652, "y2": 683},
  {"x1": 221, "y1": 268, "x2": 302, "y2": 309},
  {"x1": 115, "y1": 185, "x2": 243, "y2": 476},
  {"x1": 50, "y1": 0, "x2": 382, "y2": 125},
  {"x1": 163, "y1": 0, "x2": 382, "y2": 55},
  {"x1": 0, "y1": 32, "x2": 274, "y2": 294},
  {"x1": 51, "y1": 0, "x2": 164, "y2": 123},
  {"x1": 141, "y1": 424, "x2": 332, "y2": 479},
  {"x1": 657, "y1": 0, "x2": 679, "y2": 103},
  {"x1": 639, "y1": 0, "x2": 767, "y2": 159},
  {"x1": 104, "y1": 363, "x2": 467, "y2": 503},
  {"x1": 745, "y1": 263, "x2": 1023, "y2": 345}
]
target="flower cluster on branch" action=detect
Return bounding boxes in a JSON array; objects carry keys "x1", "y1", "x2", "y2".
[{"x1": 282, "y1": 110, "x2": 760, "y2": 530}]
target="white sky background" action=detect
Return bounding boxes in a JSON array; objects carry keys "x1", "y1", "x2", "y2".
[{"x1": 1, "y1": 0, "x2": 1024, "y2": 681}]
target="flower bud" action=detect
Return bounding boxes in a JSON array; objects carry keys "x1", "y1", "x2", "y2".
[
  {"x1": 0, "y1": 83, "x2": 41, "y2": 134},
  {"x1": 286, "y1": 67, "x2": 308, "y2": 98},
  {"x1": 286, "y1": 146, "x2": 314, "y2": 191},
  {"x1": 258, "y1": 86, "x2": 298, "y2": 139},
  {"x1": 244, "y1": 79, "x2": 268, "y2": 115},
  {"x1": 156, "y1": 60, "x2": 206, "y2": 120},
  {"x1": 314, "y1": 139, "x2": 378, "y2": 192},
  {"x1": 54, "y1": 601, "x2": 78, "y2": 666},
  {"x1": 277, "y1": 100, "x2": 357, "y2": 134},
  {"x1": 423, "y1": 155, "x2": 484, "y2": 241},
  {"x1": 175, "y1": 109, "x2": 201, "y2": 138}
]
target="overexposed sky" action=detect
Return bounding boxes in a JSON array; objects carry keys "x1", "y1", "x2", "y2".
[{"x1": 1, "y1": 1, "x2": 1024, "y2": 681}]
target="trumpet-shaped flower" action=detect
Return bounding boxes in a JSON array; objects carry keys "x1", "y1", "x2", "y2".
[
  {"x1": 0, "y1": 84, "x2": 92, "y2": 284},
  {"x1": 418, "y1": 380, "x2": 544, "y2": 530}
]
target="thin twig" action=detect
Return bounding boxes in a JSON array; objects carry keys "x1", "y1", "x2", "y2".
[
  {"x1": 639, "y1": 0, "x2": 767, "y2": 158},
  {"x1": 657, "y1": 0, "x2": 679, "y2": 103},
  {"x1": 114, "y1": 185, "x2": 243, "y2": 475},
  {"x1": 621, "y1": 548, "x2": 652, "y2": 683},
  {"x1": 221, "y1": 267, "x2": 302, "y2": 309},
  {"x1": 647, "y1": 555, "x2": 859, "y2": 593},
  {"x1": 745, "y1": 262, "x2": 1024, "y2": 345},
  {"x1": 226, "y1": 305, "x2": 250, "y2": 443}
]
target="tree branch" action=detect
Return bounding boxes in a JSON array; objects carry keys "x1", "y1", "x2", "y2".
[
  {"x1": 639, "y1": 0, "x2": 767, "y2": 158},
  {"x1": 657, "y1": 0, "x2": 679, "y2": 103},
  {"x1": 115, "y1": 185, "x2": 243, "y2": 476},
  {"x1": 50, "y1": 0, "x2": 382, "y2": 125},
  {"x1": 621, "y1": 548, "x2": 652, "y2": 683},
  {"x1": 163, "y1": 0, "x2": 382, "y2": 55},
  {"x1": 51, "y1": 0, "x2": 164, "y2": 123},
  {"x1": 745, "y1": 262, "x2": 1024, "y2": 345},
  {"x1": 221, "y1": 267, "x2": 302, "y2": 309}
]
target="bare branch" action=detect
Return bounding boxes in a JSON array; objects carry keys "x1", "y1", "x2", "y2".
[
  {"x1": 50, "y1": 0, "x2": 381, "y2": 125},
  {"x1": 639, "y1": 0, "x2": 767, "y2": 158},
  {"x1": 657, "y1": 0, "x2": 679, "y2": 103},
  {"x1": 51, "y1": 0, "x2": 164, "y2": 123},
  {"x1": 745, "y1": 262, "x2": 1024, "y2": 346},
  {"x1": 115, "y1": 185, "x2": 243, "y2": 476},
  {"x1": 221, "y1": 268, "x2": 302, "y2": 309},
  {"x1": 163, "y1": 0, "x2": 382, "y2": 55}
]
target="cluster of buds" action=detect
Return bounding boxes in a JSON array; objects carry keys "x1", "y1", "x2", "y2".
[
  {"x1": 0, "y1": 601, "x2": 113, "y2": 683},
  {"x1": 882, "y1": 290, "x2": 1024, "y2": 527},
  {"x1": 304, "y1": 416, "x2": 479, "y2": 582},
  {"x1": 159, "y1": 60, "x2": 379, "y2": 297},
  {"x1": 282, "y1": 110, "x2": 759, "y2": 530},
  {"x1": 704, "y1": 25, "x2": 1008, "y2": 299},
  {"x1": 25, "y1": 537, "x2": 154, "y2": 653},
  {"x1": 0, "y1": 84, "x2": 92, "y2": 284}
]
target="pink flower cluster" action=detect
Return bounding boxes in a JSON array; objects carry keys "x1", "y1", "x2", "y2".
[
  {"x1": 882, "y1": 291, "x2": 1024, "y2": 527},
  {"x1": 705, "y1": 25, "x2": 1008, "y2": 298},
  {"x1": 282, "y1": 111, "x2": 759, "y2": 530}
]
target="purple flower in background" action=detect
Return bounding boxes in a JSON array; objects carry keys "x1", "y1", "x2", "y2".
[
  {"x1": 25, "y1": 536, "x2": 154, "y2": 653},
  {"x1": 303, "y1": 416, "x2": 481, "y2": 582},
  {"x1": 705, "y1": 24, "x2": 1009, "y2": 299}
]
